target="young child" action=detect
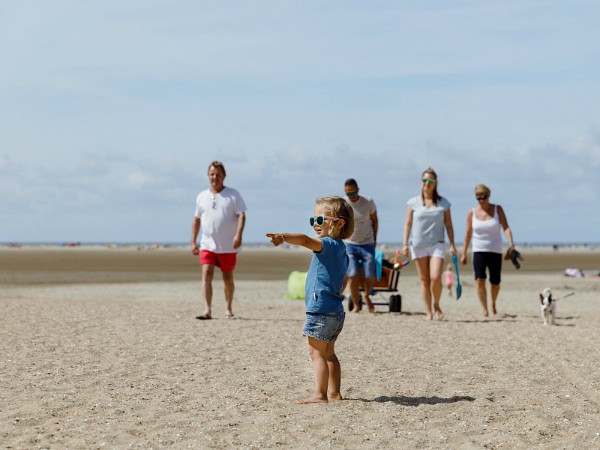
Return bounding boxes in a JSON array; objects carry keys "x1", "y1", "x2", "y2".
[
  {"x1": 267, "y1": 196, "x2": 355, "y2": 404},
  {"x1": 444, "y1": 262, "x2": 454, "y2": 297}
]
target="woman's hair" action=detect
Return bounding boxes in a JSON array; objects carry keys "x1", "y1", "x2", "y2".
[
  {"x1": 316, "y1": 196, "x2": 355, "y2": 240},
  {"x1": 474, "y1": 184, "x2": 491, "y2": 197},
  {"x1": 421, "y1": 166, "x2": 441, "y2": 205},
  {"x1": 207, "y1": 160, "x2": 226, "y2": 176}
]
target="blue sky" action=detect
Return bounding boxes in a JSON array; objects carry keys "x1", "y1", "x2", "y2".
[{"x1": 1, "y1": 1, "x2": 599, "y2": 244}]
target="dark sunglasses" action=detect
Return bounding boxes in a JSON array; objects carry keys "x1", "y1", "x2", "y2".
[
  {"x1": 345, "y1": 191, "x2": 359, "y2": 197},
  {"x1": 476, "y1": 195, "x2": 488, "y2": 201},
  {"x1": 309, "y1": 215, "x2": 338, "y2": 226}
]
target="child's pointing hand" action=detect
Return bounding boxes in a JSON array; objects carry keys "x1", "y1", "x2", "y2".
[{"x1": 266, "y1": 233, "x2": 285, "y2": 247}]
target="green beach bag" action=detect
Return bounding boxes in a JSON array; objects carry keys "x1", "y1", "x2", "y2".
[{"x1": 286, "y1": 271, "x2": 307, "y2": 299}]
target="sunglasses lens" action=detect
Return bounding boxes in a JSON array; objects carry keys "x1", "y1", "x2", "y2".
[{"x1": 310, "y1": 216, "x2": 326, "y2": 226}]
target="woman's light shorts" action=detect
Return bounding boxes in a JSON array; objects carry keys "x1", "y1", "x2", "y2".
[
  {"x1": 410, "y1": 242, "x2": 446, "y2": 260},
  {"x1": 302, "y1": 311, "x2": 345, "y2": 342}
]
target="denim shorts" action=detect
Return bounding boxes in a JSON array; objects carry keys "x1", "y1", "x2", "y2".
[
  {"x1": 302, "y1": 311, "x2": 345, "y2": 342},
  {"x1": 346, "y1": 243, "x2": 376, "y2": 278}
]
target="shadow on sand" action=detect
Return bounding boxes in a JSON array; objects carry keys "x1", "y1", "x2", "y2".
[{"x1": 347, "y1": 395, "x2": 476, "y2": 406}]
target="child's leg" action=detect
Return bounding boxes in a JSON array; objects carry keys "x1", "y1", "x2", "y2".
[
  {"x1": 325, "y1": 340, "x2": 342, "y2": 401},
  {"x1": 297, "y1": 337, "x2": 330, "y2": 404}
]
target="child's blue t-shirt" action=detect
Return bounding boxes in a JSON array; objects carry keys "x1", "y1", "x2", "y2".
[{"x1": 304, "y1": 237, "x2": 348, "y2": 314}]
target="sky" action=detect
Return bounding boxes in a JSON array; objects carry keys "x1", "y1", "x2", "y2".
[{"x1": 1, "y1": 1, "x2": 599, "y2": 245}]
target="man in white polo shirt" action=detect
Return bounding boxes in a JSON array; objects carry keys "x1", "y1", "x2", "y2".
[
  {"x1": 343, "y1": 178, "x2": 378, "y2": 313},
  {"x1": 191, "y1": 161, "x2": 247, "y2": 320}
]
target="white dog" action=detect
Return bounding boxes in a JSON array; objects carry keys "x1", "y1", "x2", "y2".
[{"x1": 539, "y1": 287, "x2": 556, "y2": 325}]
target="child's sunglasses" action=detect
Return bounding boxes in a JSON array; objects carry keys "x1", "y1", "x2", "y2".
[{"x1": 309, "y1": 215, "x2": 337, "y2": 226}]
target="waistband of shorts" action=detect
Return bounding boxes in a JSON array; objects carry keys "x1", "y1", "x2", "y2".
[{"x1": 306, "y1": 311, "x2": 345, "y2": 317}]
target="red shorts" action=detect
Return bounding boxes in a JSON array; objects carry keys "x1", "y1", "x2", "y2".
[{"x1": 199, "y1": 250, "x2": 237, "y2": 272}]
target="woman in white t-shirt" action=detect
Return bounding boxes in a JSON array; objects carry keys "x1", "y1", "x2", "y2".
[
  {"x1": 460, "y1": 184, "x2": 516, "y2": 317},
  {"x1": 402, "y1": 167, "x2": 457, "y2": 320}
]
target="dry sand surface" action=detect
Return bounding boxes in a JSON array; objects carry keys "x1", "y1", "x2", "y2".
[{"x1": 1, "y1": 246, "x2": 599, "y2": 448}]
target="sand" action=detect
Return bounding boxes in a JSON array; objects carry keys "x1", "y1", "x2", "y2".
[{"x1": 1, "y1": 246, "x2": 599, "y2": 448}]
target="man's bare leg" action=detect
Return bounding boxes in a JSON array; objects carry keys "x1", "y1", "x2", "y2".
[
  {"x1": 363, "y1": 277, "x2": 375, "y2": 313},
  {"x1": 222, "y1": 270, "x2": 235, "y2": 317},
  {"x1": 348, "y1": 276, "x2": 362, "y2": 313},
  {"x1": 201, "y1": 264, "x2": 215, "y2": 318}
]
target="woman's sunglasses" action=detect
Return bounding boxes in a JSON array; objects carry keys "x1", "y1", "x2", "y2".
[
  {"x1": 309, "y1": 215, "x2": 338, "y2": 226},
  {"x1": 476, "y1": 195, "x2": 488, "y2": 201},
  {"x1": 422, "y1": 178, "x2": 436, "y2": 185}
]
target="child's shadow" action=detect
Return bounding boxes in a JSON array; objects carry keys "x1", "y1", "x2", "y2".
[{"x1": 347, "y1": 395, "x2": 476, "y2": 406}]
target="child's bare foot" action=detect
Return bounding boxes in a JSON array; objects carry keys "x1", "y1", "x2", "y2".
[
  {"x1": 426, "y1": 312, "x2": 433, "y2": 320},
  {"x1": 328, "y1": 393, "x2": 343, "y2": 401},
  {"x1": 483, "y1": 310, "x2": 489, "y2": 318},
  {"x1": 491, "y1": 305, "x2": 497, "y2": 316},
  {"x1": 434, "y1": 307, "x2": 444, "y2": 320},
  {"x1": 296, "y1": 396, "x2": 328, "y2": 404}
]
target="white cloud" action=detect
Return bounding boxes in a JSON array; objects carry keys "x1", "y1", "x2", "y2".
[{"x1": 124, "y1": 172, "x2": 151, "y2": 189}]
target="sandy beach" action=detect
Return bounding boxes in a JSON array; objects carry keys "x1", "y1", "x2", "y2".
[{"x1": 1, "y1": 246, "x2": 599, "y2": 448}]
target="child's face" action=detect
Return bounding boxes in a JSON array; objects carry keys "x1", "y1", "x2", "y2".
[{"x1": 312, "y1": 205, "x2": 337, "y2": 238}]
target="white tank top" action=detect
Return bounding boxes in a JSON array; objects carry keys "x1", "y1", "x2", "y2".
[{"x1": 472, "y1": 206, "x2": 503, "y2": 254}]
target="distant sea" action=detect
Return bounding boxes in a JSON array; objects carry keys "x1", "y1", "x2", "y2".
[{"x1": 2, "y1": 241, "x2": 599, "y2": 250}]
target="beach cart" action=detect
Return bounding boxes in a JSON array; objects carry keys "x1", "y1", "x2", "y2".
[{"x1": 346, "y1": 250, "x2": 405, "y2": 313}]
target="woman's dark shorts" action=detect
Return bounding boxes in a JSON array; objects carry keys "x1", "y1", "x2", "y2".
[{"x1": 472, "y1": 251, "x2": 502, "y2": 285}]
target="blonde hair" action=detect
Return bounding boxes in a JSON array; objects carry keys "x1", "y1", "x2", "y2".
[
  {"x1": 207, "y1": 160, "x2": 226, "y2": 176},
  {"x1": 316, "y1": 196, "x2": 355, "y2": 240},
  {"x1": 475, "y1": 184, "x2": 490, "y2": 196}
]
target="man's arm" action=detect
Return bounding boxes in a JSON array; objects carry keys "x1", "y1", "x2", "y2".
[
  {"x1": 370, "y1": 211, "x2": 379, "y2": 244},
  {"x1": 191, "y1": 217, "x2": 201, "y2": 255},
  {"x1": 233, "y1": 212, "x2": 246, "y2": 249}
]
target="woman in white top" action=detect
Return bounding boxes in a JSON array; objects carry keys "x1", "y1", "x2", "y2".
[
  {"x1": 402, "y1": 167, "x2": 457, "y2": 320},
  {"x1": 460, "y1": 184, "x2": 516, "y2": 317}
]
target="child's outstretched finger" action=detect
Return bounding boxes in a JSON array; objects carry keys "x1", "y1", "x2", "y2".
[{"x1": 266, "y1": 233, "x2": 279, "y2": 246}]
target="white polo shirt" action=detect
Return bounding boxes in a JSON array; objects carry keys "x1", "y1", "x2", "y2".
[{"x1": 194, "y1": 187, "x2": 246, "y2": 253}]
